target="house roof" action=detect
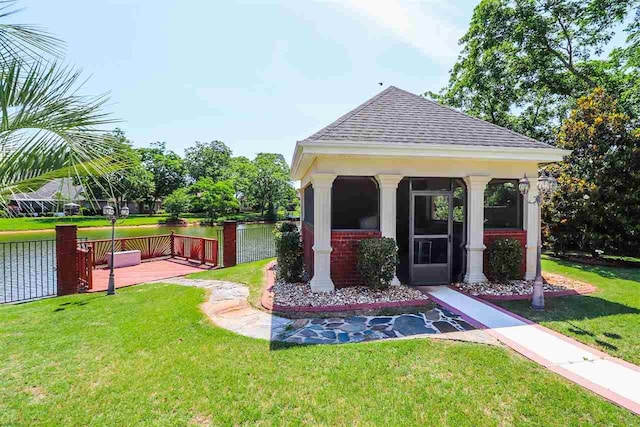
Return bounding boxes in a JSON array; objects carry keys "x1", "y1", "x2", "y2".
[
  {"x1": 302, "y1": 86, "x2": 550, "y2": 149},
  {"x1": 291, "y1": 86, "x2": 570, "y2": 179},
  {"x1": 11, "y1": 178, "x2": 83, "y2": 202}
]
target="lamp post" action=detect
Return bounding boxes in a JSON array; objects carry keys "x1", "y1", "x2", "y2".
[
  {"x1": 103, "y1": 204, "x2": 130, "y2": 295},
  {"x1": 519, "y1": 172, "x2": 557, "y2": 311}
]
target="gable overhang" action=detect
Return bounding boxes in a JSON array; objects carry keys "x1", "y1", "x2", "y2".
[{"x1": 291, "y1": 140, "x2": 571, "y2": 180}]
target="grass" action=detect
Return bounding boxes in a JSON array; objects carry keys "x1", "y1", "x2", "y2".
[
  {"x1": 187, "y1": 258, "x2": 272, "y2": 307},
  {"x1": 1, "y1": 265, "x2": 638, "y2": 425},
  {"x1": 0, "y1": 214, "x2": 205, "y2": 232},
  {"x1": 496, "y1": 256, "x2": 640, "y2": 365}
]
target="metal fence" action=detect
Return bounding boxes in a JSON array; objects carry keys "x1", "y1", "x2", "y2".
[
  {"x1": 1, "y1": 240, "x2": 57, "y2": 304},
  {"x1": 236, "y1": 225, "x2": 276, "y2": 264}
]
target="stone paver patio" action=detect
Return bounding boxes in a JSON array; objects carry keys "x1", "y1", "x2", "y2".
[{"x1": 156, "y1": 276, "x2": 495, "y2": 346}]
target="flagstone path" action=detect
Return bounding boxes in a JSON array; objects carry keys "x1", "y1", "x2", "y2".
[{"x1": 156, "y1": 277, "x2": 496, "y2": 346}]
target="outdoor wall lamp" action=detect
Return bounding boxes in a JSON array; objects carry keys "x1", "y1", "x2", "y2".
[
  {"x1": 519, "y1": 172, "x2": 558, "y2": 311},
  {"x1": 103, "y1": 204, "x2": 130, "y2": 295}
]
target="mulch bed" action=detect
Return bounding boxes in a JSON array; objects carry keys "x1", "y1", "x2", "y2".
[
  {"x1": 453, "y1": 273, "x2": 597, "y2": 301},
  {"x1": 262, "y1": 263, "x2": 430, "y2": 313}
]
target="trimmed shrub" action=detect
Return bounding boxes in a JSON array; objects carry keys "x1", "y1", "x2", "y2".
[
  {"x1": 277, "y1": 222, "x2": 298, "y2": 233},
  {"x1": 357, "y1": 237, "x2": 399, "y2": 290},
  {"x1": 274, "y1": 222, "x2": 303, "y2": 283},
  {"x1": 488, "y1": 238, "x2": 522, "y2": 281}
]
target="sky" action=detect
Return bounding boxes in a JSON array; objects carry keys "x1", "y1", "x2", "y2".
[{"x1": 20, "y1": 0, "x2": 477, "y2": 165}]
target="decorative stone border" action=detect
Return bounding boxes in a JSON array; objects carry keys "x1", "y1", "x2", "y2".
[
  {"x1": 453, "y1": 281, "x2": 597, "y2": 301},
  {"x1": 474, "y1": 285, "x2": 597, "y2": 301},
  {"x1": 261, "y1": 262, "x2": 431, "y2": 313}
]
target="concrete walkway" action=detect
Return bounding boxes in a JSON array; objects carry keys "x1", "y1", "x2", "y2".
[{"x1": 425, "y1": 286, "x2": 640, "y2": 415}]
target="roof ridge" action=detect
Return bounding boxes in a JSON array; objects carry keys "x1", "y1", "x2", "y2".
[
  {"x1": 391, "y1": 86, "x2": 552, "y2": 148},
  {"x1": 307, "y1": 86, "x2": 397, "y2": 141}
]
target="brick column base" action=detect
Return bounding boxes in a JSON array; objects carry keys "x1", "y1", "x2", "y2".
[
  {"x1": 223, "y1": 221, "x2": 237, "y2": 267},
  {"x1": 56, "y1": 225, "x2": 79, "y2": 296}
]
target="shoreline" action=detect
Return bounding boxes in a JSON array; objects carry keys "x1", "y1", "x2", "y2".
[
  {"x1": 0, "y1": 221, "x2": 201, "y2": 235},
  {"x1": 0, "y1": 218, "x2": 286, "y2": 235}
]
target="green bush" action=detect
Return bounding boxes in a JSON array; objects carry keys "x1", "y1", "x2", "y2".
[
  {"x1": 488, "y1": 238, "x2": 522, "y2": 281},
  {"x1": 357, "y1": 237, "x2": 399, "y2": 290},
  {"x1": 163, "y1": 188, "x2": 191, "y2": 221},
  {"x1": 274, "y1": 222, "x2": 303, "y2": 283}
]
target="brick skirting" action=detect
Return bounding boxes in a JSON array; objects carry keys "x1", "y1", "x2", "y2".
[
  {"x1": 483, "y1": 229, "x2": 527, "y2": 279},
  {"x1": 331, "y1": 230, "x2": 381, "y2": 287}
]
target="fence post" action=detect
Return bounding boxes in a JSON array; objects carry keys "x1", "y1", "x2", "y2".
[
  {"x1": 170, "y1": 232, "x2": 175, "y2": 257},
  {"x1": 200, "y1": 238, "x2": 206, "y2": 264},
  {"x1": 223, "y1": 221, "x2": 237, "y2": 267},
  {"x1": 56, "y1": 225, "x2": 79, "y2": 296}
]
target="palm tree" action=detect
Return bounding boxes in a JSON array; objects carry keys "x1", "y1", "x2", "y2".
[{"x1": 0, "y1": 1, "x2": 125, "y2": 208}]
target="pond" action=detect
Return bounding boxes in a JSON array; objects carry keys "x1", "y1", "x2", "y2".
[{"x1": 0, "y1": 223, "x2": 277, "y2": 303}]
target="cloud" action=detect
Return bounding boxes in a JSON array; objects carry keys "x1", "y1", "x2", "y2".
[{"x1": 326, "y1": 0, "x2": 467, "y2": 65}]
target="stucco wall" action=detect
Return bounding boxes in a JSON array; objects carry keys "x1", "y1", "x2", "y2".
[
  {"x1": 299, "y1": 156, "x2": 540, "y2": 187},
  {"x1": 302, "y1": 222, "x2": 314, "y2": 279}
]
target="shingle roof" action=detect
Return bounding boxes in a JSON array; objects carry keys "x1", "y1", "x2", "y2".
[
  {"x1": 11, "y1": 178, "x2": 83, "y2": 201},
  {"x1": 301, "y1": 86, "x2": 551, "y2": 149}
]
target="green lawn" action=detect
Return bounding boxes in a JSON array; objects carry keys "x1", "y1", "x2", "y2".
[
  {"x1": 0, "y1": 214, "x2": 204, "y2": 232},
  {"x1": 187, "y1": 258, "x2": 272, "y2": 307},
  {"x1": 497, "y1": 256, "x2": 640, "y2": 365},
  {"x1": 1, "y1": 266, "x2": 637, "y2": 424}
]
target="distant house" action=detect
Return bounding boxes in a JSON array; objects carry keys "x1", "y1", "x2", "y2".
[
  {"x1": 9, "y1": 178, "x2": 144, "y2": 215},
  {"x1": 9, "y1": 178, "x2": 83, "y2": 214}
]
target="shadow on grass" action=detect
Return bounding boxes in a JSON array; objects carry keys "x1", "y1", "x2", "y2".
[
  {"x1": 499, "y1": 293, "x2": 639, "y2": 357},
  {"x1": 546, "y1": 256, "x2": 640, "y2": 282},
  {"x1": 53, "y1": 295, "x2": 104, "y2": 312}
]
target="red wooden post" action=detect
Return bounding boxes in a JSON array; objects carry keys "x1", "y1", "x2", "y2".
[
  {"x1": 56, "y1": 225, "x2": 79, "y2": 296},
  {"x1": 121, "y1": 238, "x2": 127, "y2": 251},
  {"x1": 170, "y1": 232, "x2": 175, "y2": 257},
  {"x1": 212, "y1": 240, "x2": 218, "y2": 266},
  {"x1": 86, "y1": 247, "x2": 94, "y2": 289},
  {"x1": 223, "y1": 221, "x2": 237, "y2": 267},
  {"x1": 200, "y1": 238, "x2": 206, "y2": 264}
]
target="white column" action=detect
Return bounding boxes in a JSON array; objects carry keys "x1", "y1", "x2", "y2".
[
  {"x1": 297, "y1": 187, "x2": 304, "y2": 230},
  {"x1": 309, "y1": 173, "x2": 337, "y2": 292},
  {"x1": 525, "y1": 178, "x2": 539, "y2": 280},
  {"x1": 463, "y1": 176, "x2": 491, "y2": 283},
  {"x1": 376, "y1": 174, "x2": 404, "y2": 285}
]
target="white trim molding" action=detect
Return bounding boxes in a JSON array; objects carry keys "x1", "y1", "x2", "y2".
[{"x1": 291, "y1": 140, "x2": 571, "y2": 180}]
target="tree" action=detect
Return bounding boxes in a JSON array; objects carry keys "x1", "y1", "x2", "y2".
[
  {"x1": 223, "y1": 156, "x2": 257, "y2": 207},
  {"x1": 543, "y1": 88, "x2": 640, "y2": 256},
  {"x1": 430, "y1": 0, "x2": 640, "y2": 142},
  {"x1": 139, "y1": 142, "x2": 186, "y2": 206},
  {"x1": 189, "y1": 177, "x2": 238, "y2": 222},
  {"x1": 163, "y1": 188, "x2": 191, "y2": 221},
  {"x1": 248, "y1": 153, "x2": 294, "y2": 219},
  {"x1": 184, "y1": 140, "x2": 232, "y2": 182},
  {"x1": 81, "y1": 130, "x2": 154, "y2": 209},
  {"x1": 0, "y1": 2, "x2": 121, "y2": 208}
]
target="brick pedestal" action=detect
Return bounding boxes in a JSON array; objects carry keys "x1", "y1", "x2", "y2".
[
  {"x1": 223, "y1": 221, "x2": 237, "y2": 267},
  {"x1": 56, "y1": 225, "x2": 79, "y2": 295}
]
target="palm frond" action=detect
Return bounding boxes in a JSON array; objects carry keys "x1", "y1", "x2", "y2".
[
  {"x1": 0, "y1": 60, "x2": 127, "y2": 210},
  {"x1": 0, "y1": 1, "x2": 63, "y2": 69}
]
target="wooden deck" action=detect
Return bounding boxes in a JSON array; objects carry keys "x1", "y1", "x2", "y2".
[{"x1": 89, "y1": 259, "x2": 214, "y2": 292}]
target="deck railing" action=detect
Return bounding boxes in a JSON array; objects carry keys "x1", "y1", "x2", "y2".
[
  {"x1": 172, "y1": 234, "x2": 218, "y2": 265},
  {"x1": 76, "y1": 246, "x2": 93, "y2": 290},
  {"x1": 84, "y1": 234, "x2": 173, "y2": 266},
  {"x1": 83, "y1": 233, "x2": 219, "y2": 267}
]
